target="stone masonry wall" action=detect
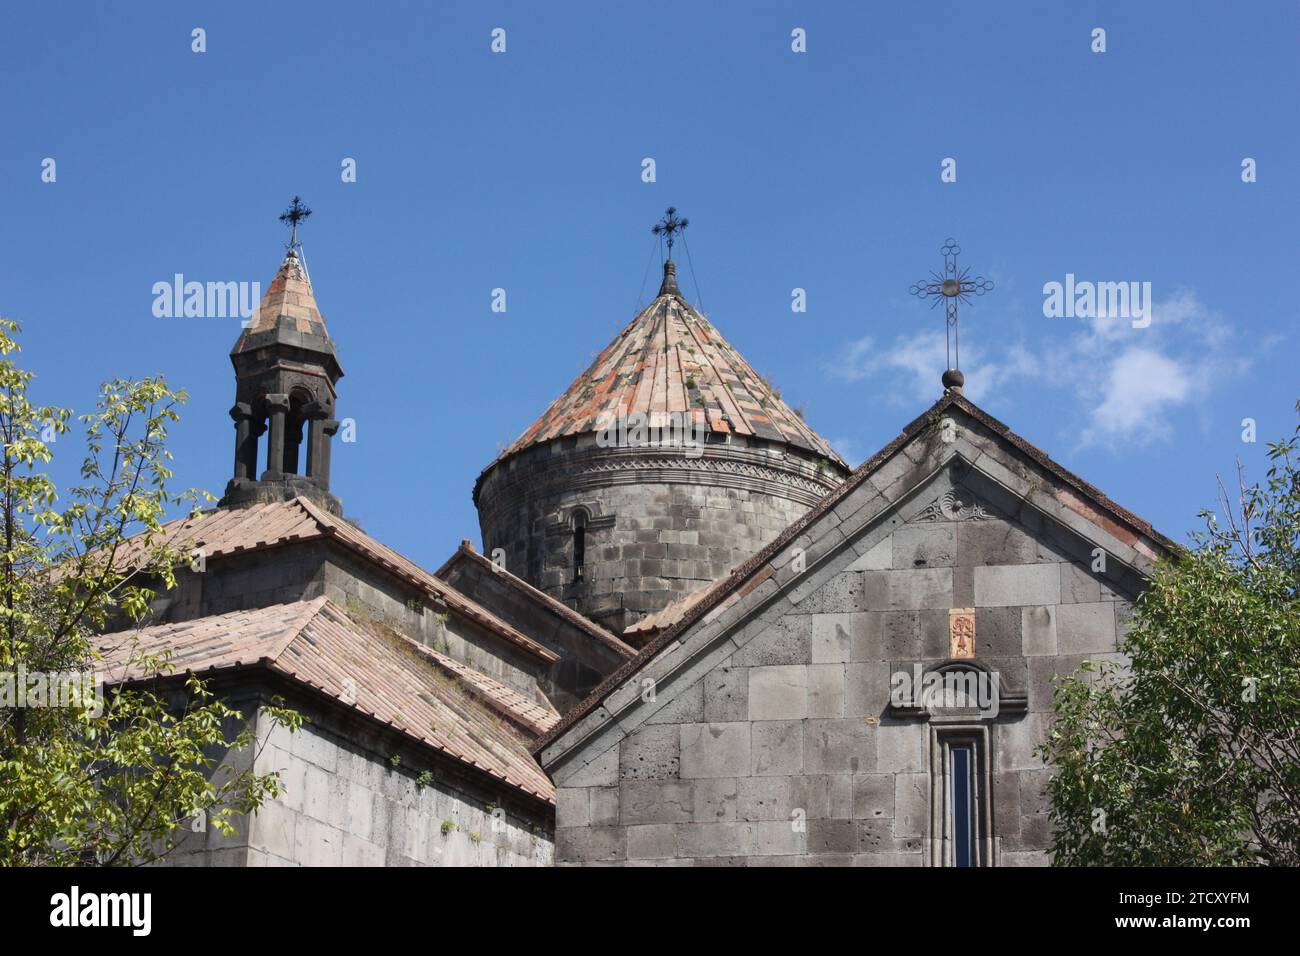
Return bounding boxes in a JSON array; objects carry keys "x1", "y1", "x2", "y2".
[
  {"x1": 545, "y1": 428, "x2": 1152, "y2": 866},
  {"x1": 165, "y1": 691, "x2": 554, "y2": 867},
  {"x1": 477, "y1": 435, "x2": 846, "y2": 635},
  {"x1": 246, "y1": 708, "x2": 552, "y2": 866},
  {"x1": 438, "y1": 554, "x2": 632, "y2": 711}
]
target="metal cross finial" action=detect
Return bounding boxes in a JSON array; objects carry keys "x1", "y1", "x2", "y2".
[
  {"x1": 909, "y1": 238, "x2": 993, "y2": 381},
  {"x1": 652, "y1": 206, "x2": 689, "y2": 256},
  {"x1": 279, "y1": 196, "x2": 313, "y2": 250}
]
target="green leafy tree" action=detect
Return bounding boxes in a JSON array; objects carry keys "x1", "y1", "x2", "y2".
[
  {"x1": 1043, "y1": 405, "x2": 1300, "y2": 865},
  {"x1": 0, "y1": 319, "x2": 301, "y2": 865}
]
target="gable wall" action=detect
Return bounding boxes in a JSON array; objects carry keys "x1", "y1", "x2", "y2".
[
  {"x1": 438, "y1": 555, "x2": 631, "y2": 712},
  {"x1": 544, "y1": 413, "x2": 1150, "y2": 866}
]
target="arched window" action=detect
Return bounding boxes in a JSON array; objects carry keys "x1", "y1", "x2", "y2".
[{"x1": 572, "y1": 509, "x2": 588, "y2": 583}]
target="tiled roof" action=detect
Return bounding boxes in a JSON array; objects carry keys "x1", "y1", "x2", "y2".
[
  {"x1": 535, "y1": 391, "x2": 1180, "y2": 754},
  {"x1": 116, "y1": 498, "x2": 558, "y2": 665},
  {"x1": 232, "y1": 249, "x2": 335, "y2": 351},
  {"x1": 491, "y1": 262, "x2": 845, "y2": 467},
  {"x1": 410, "y1": 642, "x2": 560, "y2": 737},
  {"x1": 97, "y1": 597, "x2": 556, "y2": 804},
  {"x1": 435, "y1": 541, "x2": 636, "y2": 660},
  {"x1": 622, "y1": 578, "x2": 724, "y2": 643}
]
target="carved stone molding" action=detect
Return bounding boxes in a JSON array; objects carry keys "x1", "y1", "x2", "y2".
[{"x1": 911, "y1": 490, "x2": 995, "y2": 523}]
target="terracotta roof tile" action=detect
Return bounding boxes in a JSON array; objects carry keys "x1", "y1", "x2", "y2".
[
  {"x1": 116, "y1": 498, "x2": 559, "y2": 666},
  {"x1": 489, "y1": 266, "x2": 845, "y2": 468},
  {"x1": 231, "y1": 249, "x2": 334, "y2": 350},
  {"x1": 97, "y1": 598, "x2": 555, "y2": 804}
]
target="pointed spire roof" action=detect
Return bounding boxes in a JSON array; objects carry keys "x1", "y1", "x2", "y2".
[
  {"x1": 231, "y1": 249, "x2": 341, "y2": 375},
  {"x1": 496, "y1": 261, "x2": 845, "y2": 465}
]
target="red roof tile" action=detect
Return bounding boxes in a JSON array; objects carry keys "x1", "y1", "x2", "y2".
[
  {"x1": 117, "y1": 498, "x2": 559, "y2": 665},
  {"x1": 97, "y1": 598, "x2": 556, "y2": 804},
  {"x1": 489, "y1": 266, "x2": 846, "y2": 467},
  {"x1": 232, "y1": 249, "x2": 333, "y2": 347}
]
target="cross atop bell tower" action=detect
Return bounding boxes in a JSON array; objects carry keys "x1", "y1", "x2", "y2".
[
  {"x1": 219, "y1": 201, "x2": 345, "y2": 515},
  {"x1": 279, "y1": 195, "x2": 312, "y2": 252}
]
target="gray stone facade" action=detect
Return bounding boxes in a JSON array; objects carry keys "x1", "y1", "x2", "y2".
[
  {"x1": 539, "y1": 403, "x2": 1166, "y2": 866},
  {"x1": 476, "y1": 434, "x2": 846, "y2": 635},
  {"x1": 165, "y1": 687, "x2": 552, "y2": 867},
  {"x1": 436, "y1": 545, "x2": 636, "y2": 711}
]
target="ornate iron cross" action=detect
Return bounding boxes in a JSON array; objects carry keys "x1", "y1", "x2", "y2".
[
  {"x1": 909, "y1": 238, "x2": 993, "y2": 380},
  {"x1": 652, "y1": 206, "x2": 689, "y2": 255},
  {"x1": 279, "y1": 196, "x2": 313, "y2": 250}
]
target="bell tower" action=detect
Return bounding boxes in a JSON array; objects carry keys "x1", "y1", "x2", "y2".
[{"x1": 220, "y1": 199, "x2": 344, "y2": 514}]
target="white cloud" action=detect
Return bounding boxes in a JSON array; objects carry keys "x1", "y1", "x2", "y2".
[
  {"x1": 1082, "y1": 347, "x2": 1190, "y2": 446},
  {"x1": 827, "y1": 288, "x2": 1249, "y2": 452}
]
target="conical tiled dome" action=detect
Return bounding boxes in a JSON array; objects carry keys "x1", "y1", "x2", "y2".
[
  {"x1": 499, "y1": 261, "x2": 844, "y2": 467},
  {"x1": 231, "y1": 249, "x2": 339, "y2": 373},
  {"x1": 475, "y1": 259, "x2": 850, "y2": 636}
]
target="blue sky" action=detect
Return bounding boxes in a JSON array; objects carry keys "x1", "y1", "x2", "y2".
[{"x1": 1, "y1": 1, "x2": 1296, "y2": 569}]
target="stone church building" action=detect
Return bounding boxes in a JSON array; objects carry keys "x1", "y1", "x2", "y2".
[{"x1": 101, "y1": 226, "x2": 1173, "y2": 866}]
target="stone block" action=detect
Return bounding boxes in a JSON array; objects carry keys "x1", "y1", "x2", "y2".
[
  {"x1": 873, "y1": 722, "x2": 925, "y2": 773},
  {"x1": 751, "y1": 819, "x2": 807, "y2": 856},
  {"x1": 1056, "y1": 602, "x2": 1117, "y2": 654},
  {"x1": 556, "y1": 826, "x2": 626, "y2": 863},
  {"x1": 973, "y1": 564, "x2": 1061, "y2": 607},
  {"x1": 847, "y1": 536, "x2": 892, "y2": 571},
  {"x1": 619, "y1": 781, "x2": 695, "y2": 825},
  {"x1": 692, "y1": 778, "x2": 738, "y2": 823},
  {"x1": 590, "y1": 787, "x2": 620, "y2": 827},
  {"x1": 680, "y1": 722, "x2": 751, "y2": 778},
  {"x1": 860, "y1": 568, "x2": 954, "y2": 611},
  {"x1": 627, "y1": 824, "x2": 677, "y2": 860},
  {"x1": 845, "y1": 661, "x2": 890, "y2": 718},
  {"x1": 645, "y1": 681, "x2": 703, "y2": 725},
  {"x1": 993, "y1": 715, "x2": 1046, "y2": 771},
  {"x1": 806, "y1": 664, "x2": 846, "y2": 718},
  {"x1": 748, "y1": 665, "x2": 808, "y2": 720},
  {"x1": 804, "y1": 719, "x2": 875, "y2": 774},
  {"x1": 811, "y1": 613, "x2": 853, "y2": 663},
  {"x1": 675, "y1": 822, "x2": 755, "y2": 858},
  {"x1": 555, "y1": 787, "x2": 590, "y2": 828},
  {"x1": 892, "y1": 523, "x2": 957, "y2": 569},
  {"x1": 893, "y1": 773, "x2": 928, "y2": 837},
  {"x1": 619, "y1": 724, "x2": 680, "y2": 781},
  {"x1": 851, "y1": 774, "x2": 894, "y2": 820},
  {"x1": 737, "y1": 777, "x2": 804, "y2": 822},
  {"x1": 703, "y1": 666, "x2": 748, "y2": 722},
  {"x1": 975, "y1": 605, "x2": 1024, "y2": 657},
  {"x1": 554, "y1": 745, "x2": 619, "y2": 788},
  {"x1": 751, "y1": 720, "x2": 804, "y2": 775},
  {"x1": 731, "y1": 616, "x2": 810, "y2": 666},
  {"x1": 1021, "y1": 605, "x2": 1057, "y2": 656},
  {"x1": 807, "y1": 818, "x2": 859, "y2": 855},
  {"x1": 1060, "y1": 562, "x2": 1102, "y2": 604},
  {"x1": 956, "y1": 520, "x2": 1037, "y2": 566}
]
